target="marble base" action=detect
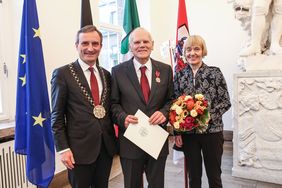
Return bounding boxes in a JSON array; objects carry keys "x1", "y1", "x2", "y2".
[
  {"x1": 232, "y1": 71, "x2": 282, "y2": 185},
  {"x1": 237, "y1": 54, "x2": 282, "y2": 71},
  {"x1": 232, "y1": 166, "x2": 282, "y2": 185}
]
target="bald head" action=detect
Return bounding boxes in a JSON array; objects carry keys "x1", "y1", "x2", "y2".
[
  {"x1": 128, "y1": 27, "x2": 154, "y2": 64},
  {"x1": 129, "y1": 27, "x2": 153, "y2": 44}
]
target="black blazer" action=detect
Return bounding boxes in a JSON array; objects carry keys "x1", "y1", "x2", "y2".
[
  {"x1": 51, "y1": 60, "x2": 117, "y2": 164},
  {"x1": 111, "y1": 58, "x2": 174, "y2": 159}
]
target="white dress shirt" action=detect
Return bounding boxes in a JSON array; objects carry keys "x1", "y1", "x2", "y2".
[
  {"x1": 133, "y1": 58, "x2": 152, "y2": 88},
  {"x1": 78, "y1": 58, "x2": 103, "y2": 101}
]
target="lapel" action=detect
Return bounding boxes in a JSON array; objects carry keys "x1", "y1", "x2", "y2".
[
  {"x1": 97, "y1": 65, "x2": 107, "y2": 100},
  {"x1": 72, "y1": 61, "x2": 93, "y2": 107},
  {"x1": 126, "y1": 59, "x2": 146, "y2": 103},
  {"x1": 148, "y1": 59, "x2": 159, "y2": 104}
]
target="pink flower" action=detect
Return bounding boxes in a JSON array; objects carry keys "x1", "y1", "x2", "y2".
[
  {"x1": 202, "y1": 99, "x2": 208, "y2": 107},
  {"x1": 180, "y1": 116, "x2": 196, "y2": 130}
]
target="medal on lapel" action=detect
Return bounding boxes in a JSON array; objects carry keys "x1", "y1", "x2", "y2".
[{"x1": 155, "y1": 70, "x2": 161, "y2": 83}]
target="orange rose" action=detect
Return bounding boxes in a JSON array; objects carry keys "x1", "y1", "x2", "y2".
[{"x1": 186, "y1": 99, "x2": 194, "y2": 111}]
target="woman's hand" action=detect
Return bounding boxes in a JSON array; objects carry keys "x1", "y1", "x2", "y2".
[{"x1": 175, "y1": 135, "x2": 183, "y2": 147}]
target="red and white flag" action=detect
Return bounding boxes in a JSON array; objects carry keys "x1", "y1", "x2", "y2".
[
  {"x1": 173, "y1": 0, "x2": 189, "y2": 165},
  {"x1": 174, "y1": 0, "x2": 189, "y2": 72}
]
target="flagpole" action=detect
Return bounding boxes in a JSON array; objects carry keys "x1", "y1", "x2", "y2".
[
  {"x1": 174, "y1": 0, "x2": 190, "y2": 187},
  {"x1": 169, "y1": 40, "x2": 174, "y2": 74}
]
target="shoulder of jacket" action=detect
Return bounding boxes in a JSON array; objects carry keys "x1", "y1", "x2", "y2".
[
  {"x1": 53, "y1": 63, "x2": 71, "y2": 74},
  {"x1": 206, "y1": 65, "x2": 220, "y2": 71},
  {"x1": 113, "y1": 60, "x2": 131, "y2": 70},
  {"x1": 151, "y1": 58, "x2": 171, "y2": 69},
  {"x1": 99, "y1": 66, "x2": 110, "y2": 74}
]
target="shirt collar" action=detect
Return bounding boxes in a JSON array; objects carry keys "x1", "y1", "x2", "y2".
[
  {"x1": 133, "y1": 58, "x2": 152, "y2": 73},
  {"x1": 78, "y1": 58, "x2": 98, "y2": 72}
]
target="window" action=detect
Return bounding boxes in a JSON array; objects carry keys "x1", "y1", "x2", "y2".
[
  {"x1": 0, "y1": 2, "x2": 10, "y2": 121},
  {"x1": 98, "y1": 0, "x2": 125, "y2": 71},
  {"x1": 100, "y1": 30, "x2": 122, "y2": 71},
  {"x1": 99, "y1": 0, "x2": 123, "y2": 25}
]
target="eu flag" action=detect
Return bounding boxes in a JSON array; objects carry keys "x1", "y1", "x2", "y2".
[{"x1": 15, "y1": 0, "x2": 55, "y2": 187}]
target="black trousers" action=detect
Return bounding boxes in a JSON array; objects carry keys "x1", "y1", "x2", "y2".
[
  {"x1": 120, "y1": 155, "x2": 167, "y2": 188},
  {"x1": 182, "y1": 132, "x2": 224, "y2": 188},
  {"x1": 68, "y1": 142, "x2": 113, "y2": 188}
]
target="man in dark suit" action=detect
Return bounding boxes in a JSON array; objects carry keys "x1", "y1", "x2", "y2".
[
  {"x1": 51, "y1": 25, "x2": 117, "y2": 188},
  {"x1": 111, "y1": 27, "x2": 174, "y2": 188}
]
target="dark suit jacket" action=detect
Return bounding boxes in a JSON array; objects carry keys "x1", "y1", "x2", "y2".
[
  {"x1": 111, "y1": 58, "x2": 174, "y2": 159},
  {"x1": 51, "y1": 60, "x2": 117, "y2": 164}
]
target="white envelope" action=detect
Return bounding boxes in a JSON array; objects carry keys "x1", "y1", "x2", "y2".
[{"x1": 124, "y1": 109, "x2": 169, "y2": 159}]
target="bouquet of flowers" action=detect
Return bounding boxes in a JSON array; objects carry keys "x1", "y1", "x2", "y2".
[{"x1": 169, "y1": 94, "x2": 210, "y2": 133}]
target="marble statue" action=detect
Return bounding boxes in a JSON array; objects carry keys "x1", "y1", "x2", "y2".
[
  {"x1": 232, "y1": 0, "x2": 282, "y2": 56},
  {"x1": 237, "y1": 77, "x2": 282, "y2": 170}
]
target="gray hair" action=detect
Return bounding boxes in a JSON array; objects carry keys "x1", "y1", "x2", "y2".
[
  {"x1": 128, "y1": 27, "x2": 153, "y2": 44},
  {"x1": 75, "y1": 25, "x2": 103, "y2": 44}
]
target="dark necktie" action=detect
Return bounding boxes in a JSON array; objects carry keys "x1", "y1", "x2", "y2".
[
  {"x1": 88, "y1": 67, "x2": 99, "y2": 105},
  {"x1": 140, "y1": 66, "x2": 150, "y2": 103}
]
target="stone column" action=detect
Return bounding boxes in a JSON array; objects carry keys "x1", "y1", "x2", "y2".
[{"x1": 232, "y1": 56, "x2": 282, "y2": 184}]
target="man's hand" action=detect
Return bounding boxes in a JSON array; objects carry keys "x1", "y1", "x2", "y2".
[
  {"x1": 149, "y1": 111, "x2": 166, "y2": 125},
  {"x1": 124, "y1": 115, "x2": 138, "y2": 128},
  {"x1": 175, "y1": 135, "x2": 183, "y2": 148},
  {"x1": 60, "y1": 150, "x2": 75, "y2": 169}
]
